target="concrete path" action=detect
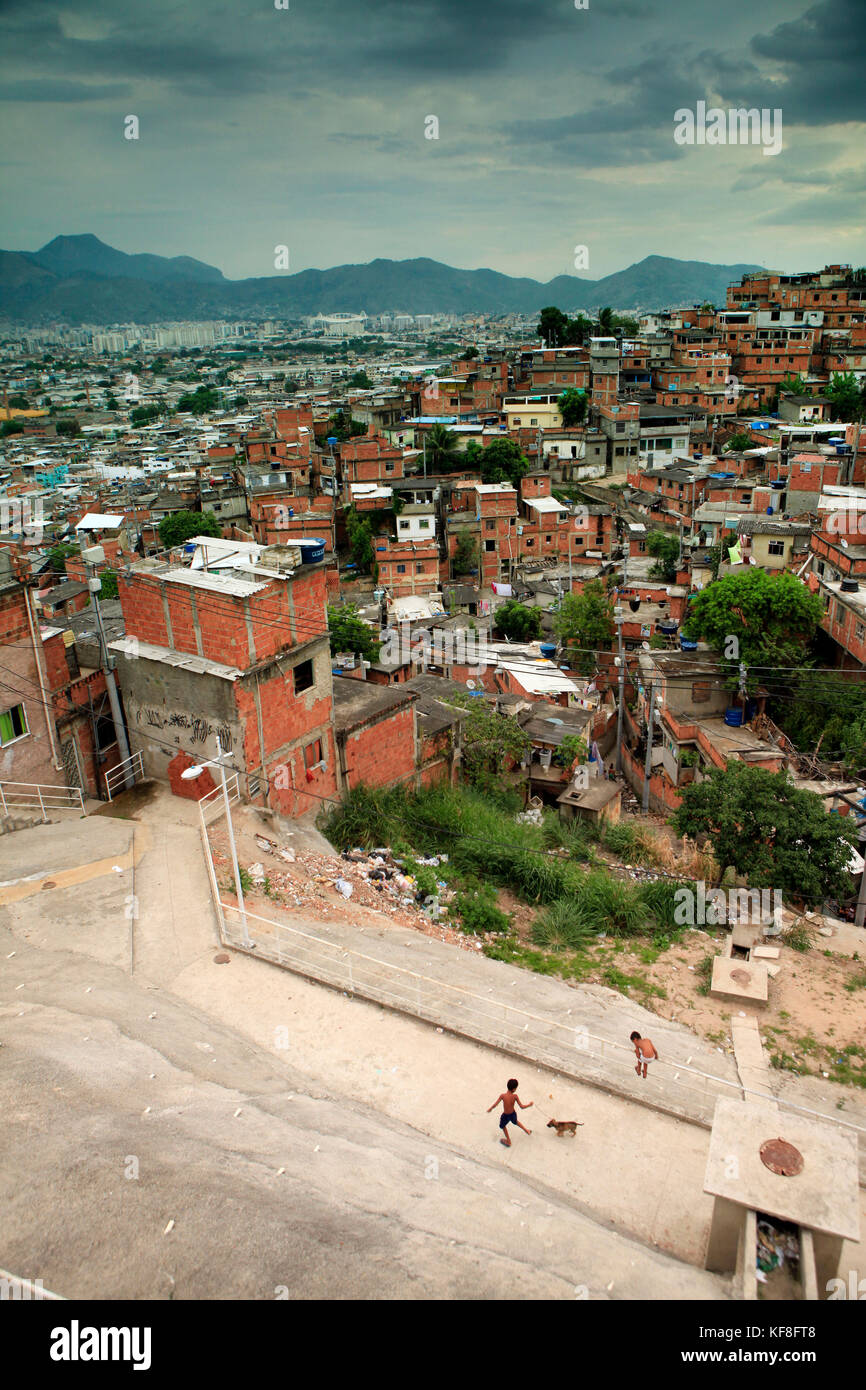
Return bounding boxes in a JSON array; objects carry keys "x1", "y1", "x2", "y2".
[{"x1": 731, "y1": 1016, "x2": 778, "y2": 1112}]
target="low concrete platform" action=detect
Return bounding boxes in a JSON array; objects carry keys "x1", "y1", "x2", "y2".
[{"x1": 710, "y1": 955, "x2": 768, "y2": 1005}]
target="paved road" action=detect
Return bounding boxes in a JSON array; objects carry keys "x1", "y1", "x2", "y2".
[{"x1": 0, "y1": 923, "x2": 730, "y2": 1301}]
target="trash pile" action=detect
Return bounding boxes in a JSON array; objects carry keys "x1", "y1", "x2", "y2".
[
  {"x1": 756, "y1": 1219, "x2": 800, "y2": 1285},
  {"x1": 222, "y1": 833, "x2": 479, "y2": 951}
]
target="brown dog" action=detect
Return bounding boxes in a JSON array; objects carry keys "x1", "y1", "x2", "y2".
[{"x1": 547, "y1": 1118, "x2": 580, "y2": 1137}]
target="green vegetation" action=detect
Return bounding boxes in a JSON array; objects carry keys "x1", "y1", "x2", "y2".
[
  {"x1": 452, "y1": 883, "x2": 511, "y2": 936},
  {"x1": 672, "y1": 762, "x2": 856, "y2": 906},
  {"x1": 494, "y1": 599, "x2": 542, "y2": 642},
  {"x1": 344, "y1": 506, "x2": 376, "y2": 572},
  {"x1": 177, "y1": 385, "x2": 220, "y2": 414},
  {"x1": 557, "y1": 388, "x2": 588, "y2": 428},
  {"x1": 450, "y1": 695, "x2": 530, "y2": 796},
  {"x1": 553, "y1": 579, "x2": 614, "y2": 674},
  {"x1": 55, "y1": 417, "x2": 81, "y2": 437},
  {"x1": 464, "y1": 437, "x2": 530, "y2": 489},
  {"x1": 646, "y1": 530, "x2": 680, "y2": 583},
  {"x1": 130, "y1": 403, "x2": 162, "y2": 427},
  {"x1": 49, "y1": 543, "x2": 79, "y2": 572},
  {"x1": 99, "y1": 569, "x2": 118, "y2": 600},
  {"x1": 327, "y1": 604, "x2": 381, "y2": 662},
  {"x1": 453, "y1": 528, "x2": 479, "y2": 575},
  {"x1": 680, "y1": 568, "x2": 823, "y2": 689},
  {"x1": 158, "y1": 509, "x2": 221, "y2": 549}
]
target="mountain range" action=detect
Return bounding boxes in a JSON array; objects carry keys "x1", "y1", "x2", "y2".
[{"x1": 0, "y1": 234, "x2": 766, "y2": 325}]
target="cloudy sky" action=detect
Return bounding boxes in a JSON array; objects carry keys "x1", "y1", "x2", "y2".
[{"x1": 1, "y1": 0, "x2": 864, "y2": 282}]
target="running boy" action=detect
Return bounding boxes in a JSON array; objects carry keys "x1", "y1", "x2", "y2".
[
  {"x1": 630, "y1": 1031, "x2": 658, "y2": 1079},
  {"x1": 488, "y1": 1078, "x2": 532, "y2": 1146}
]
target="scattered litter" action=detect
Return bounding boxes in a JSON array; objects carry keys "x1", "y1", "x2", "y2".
[
  {"x1": 248, "y1": 863, "x2": 266, "y2": 886},
  {"x1": 256, "y1": 836, "x2": 277, "y2": 853},
  {"x1": 314, "y1": 1145, "x2": 320, "y2": 1153},
  {"x1": 85, "y1": 987, "x2": 92, "y2": 994},
  {"x1": 234, "y1": 1108, "x2": 242, "y2": 1117},
  {"x1": 277, "y1": 1167, "x2": 285, "y2": 1175},
  {"x1": 6, "y1": 951, "x2": 15, "y2": 958},
  {"x1": 111, "y1": 865, "x2": 124, "y2": 874},
  {"x1": 149, "y1": 1073, "x2": 155, "y2": 1080},
  {"x1": 143, "y1": 1107, "x2": 151, "y2": 1114},
  {"x1": 148, "y1": 1013, "x2": 157, "y2": 1020},
  {"x1": 163, "y1": 1220, "x2": 175, "y2": 1236},
  {"x1": 279, "y1": 849, "x2": 296, "y2": 863},
  {"x1": 334, "y1": 878, "x2": 354, "y2": 899}
]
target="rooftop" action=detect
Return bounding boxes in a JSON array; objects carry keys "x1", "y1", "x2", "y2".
[{"x1": 331, "y1": 675, "x2": 417, "y2": 733}]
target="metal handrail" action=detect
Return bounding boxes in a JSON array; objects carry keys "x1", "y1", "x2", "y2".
[
  {"x1": 105, "y1": 751, "x2": 144, "y2": 801},
  {"x1": 0, "y1": 780, "x2": 84, "y2": 821}
]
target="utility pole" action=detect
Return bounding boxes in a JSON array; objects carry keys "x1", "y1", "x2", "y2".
[
  {"x1": 215, "y1": 734, "x2": 250, "y2": 947},
  {"x1": 615, "y1": 606, "x2": 625, "y2": 775},
  {"x1": 641, "y1": 682, "x2": 656, "y2": 814},
  {"x1": 739, "y1": 660, "x2": 748, "y2": 718},
  {"x1": 855, "y1": 823, "x2": 866, "y2": 928},
  {"x1": 82, "y1": 545, "x2": 134, "y2": 791}
]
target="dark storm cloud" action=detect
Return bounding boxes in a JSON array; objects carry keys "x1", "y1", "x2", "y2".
[{"x1": 705, "y1": 0, "x2": 866, "y2": 126}]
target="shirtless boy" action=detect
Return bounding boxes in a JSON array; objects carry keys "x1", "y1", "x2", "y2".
[
  {"x1": 630, "y1": 1031, "x2": 658, "y2": 1079},
  {"x1": 487, "y1": 1078, "x2": 533, "y2": 1146}
]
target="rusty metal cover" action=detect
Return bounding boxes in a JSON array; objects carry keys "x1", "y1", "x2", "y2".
[
  {"x1": 731, "y1": 967, "x2": 751, "y2": 985},
  {"x1": 760, "y1": 1138, "x2": 804, "y2": 1176}
]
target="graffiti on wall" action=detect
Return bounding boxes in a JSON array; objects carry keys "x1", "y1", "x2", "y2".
[{"x1": 135, "y1": 706, "x2": 233, "y2": 750}]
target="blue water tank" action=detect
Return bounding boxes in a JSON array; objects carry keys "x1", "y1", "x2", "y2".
[
  {"x1": 767, "y1": 506, "x2": 774, "y2": 515},
  {"x1": 724, "y1": 707, "x2": 744, "y2": 726},
  {"x1": 297, "y1": 538, "x2": 326, "y2": 564},
  {"x1": 539, "y1": 643, "x2": 557, "y2": 658},
  {"x1": 679, "y1": 637, "x2": 698, "y2": 651}
]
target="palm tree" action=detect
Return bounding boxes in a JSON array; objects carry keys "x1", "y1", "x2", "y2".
[
  {"x1": 597, "y1": 306, "x2": 615, "y2": 335},
  {"x1": 425, "y1": 423, "x2": 459, "y2": 471}
]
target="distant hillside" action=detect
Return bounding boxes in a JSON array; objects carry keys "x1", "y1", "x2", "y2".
[{"x1": 0, "y1": 235, "x2": 765, "y2": 324}]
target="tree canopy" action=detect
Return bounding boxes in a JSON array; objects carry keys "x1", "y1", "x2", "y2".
[
  {"x1": 826, "y1": 371, "x2": 866, "y2": 423},
  {"x1": 328, "y1": 604, "x2": 381, "y2": 662},
  {"x1": 158, "y1": 510, "x2": 221, "y2": 549},
  {"x1": 466, "y1": 437, "x2": 529, "y2": 489},
  {"x1": 452, "y1": 695, "x2": 530, "y2": 795},
  {"x1": 671, "y1": 762, "x2": 856, "y2": 907},
  {"x1": 557, "y1": 388, "x2": 588, "y2": 428},
  {"x1": 494, "y1": 600, "x2": 542, "y2": 642},
  {"x1": 680, "y1": 569, "x2": 823, "y2": 687},
  {"x1": 646, "y1": 530, "x2": 680, "y2": 583},
  {"x1": 553, "y1": 579, "x2": 614, "y2": 674}
]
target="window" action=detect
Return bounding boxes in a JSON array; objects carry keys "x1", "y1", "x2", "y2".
[
  {"x1": 768, "y1": 541, "x2": 785, "y2": 556},
  {"x1": 485, "y1": 519, "x2": 495, "y2": 530},
  {"x1": 415, "y1": 562, "x2": 424, "y2": 572},
  {"x1": 294, "y1": 659, "x2": 314, "y2": 693},
  {"x1": 95, "y1": 715, "x2": 116, "y2": 751},
  {"x1": 304, "y1": 739, "x2": 323, "y2": 771},
  {"x1": 396, "y1": 563, "x2": 406, "y2": 573},
  {"x1": 419, "y1": 519, "x2": 430, "y2": 530},
  {"x1": 856, "y1": 623, "x2": 865, "y2": 643},
  {"x1": 485, "y1": 540, "x2": 496, "y2": 552},
  {"x1": 385, "y1": 462, "x2": 394, "y2": 473},
  {"x1": 399, "y1": 519, "x2": 409, "y2": 530},
  {"x1": 0, "y1": 703, "x2": 28, "y2": 745},
  {"x1": 530, "y1": 418, "x2": 538, "y2": 426}
]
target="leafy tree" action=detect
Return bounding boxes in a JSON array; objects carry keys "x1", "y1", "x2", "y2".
[
  {"x1": 553, "y1": 579, "x2": 614, "y2": 674},
  {"x1": 233, "y1": 395, "x2": 249, "y2": 409},
  {"x1": 460, "y1": 346, "x2": 479, "y2": 360},
  {"x1": 348, "y1": 370, "x2": 374, "y2": 389},
  {"x1": 671, "y1": 763, "x2": 856, "y2": 906},
  {"x1": 106, "y1": 395, "x2": 119, "y2": 410},
  {"x1": 537, "y1": 306, "x2": 570, "y2": 347},
  {"x1": 646, "y1": 530, "x2": 680, "y2": 583},
  {"x1": 452, "y1": 695, "x2": 530, "y2": 794},
  {"x1": 680, "y1": 569, "x2": 822, "y2": 690},
  {"x1": 613, "y1": 314, "x2": 640, "y2": 335},
  {"x1": 476, "y1": 437, "x2": 529, "y2": 489},
  {"x1": 776, "y1": 672, "x2": 866, "y2": 775},
  {"x1": 724, "y1": 430, "x2": 754, "y2": 452},
  {"x1": 177, "y1": 386, "x2": 220, "y2": 415},
  {"x1": 158, "y1": 510, "x2": 221, "y2": 548},
  {"x1": 284, "y1": 377, "x2": 300, "y2": 393},
  {"x1": 494, "y1": 600, "x2": 542, "y2": 642},
  {"x1": 553, "y1": 732, "x2": 588, "y2": 768},
  {"x1": 345, "y1": 507, "x2": 375, "y2": 571},
  {"x1": 328, "y1": 604, "x2": 381, "y2": 662},
  {"x1": 0, "y1": 420, "x2": 24, "y2": 437},
  {"x1": 557, "y1": 388, "x2": 588, "y2": 428},
  {"x1": 327, "y1": 410, "x2": 366, "y2": 442},
  {"x1": 99, "y1": 569, "x2": 119, "y2": 600},
  {"x1": 130, "y1": 404, "x2": 162, "y2": 427},
  {"x1": 597, "y1": 306, "x2": 615, "y2": 335},
  {"x1": 826, "y1": 371, "x2": 866, "y2": 423},
  {"x1": 8, "y1": 394, "x2": 30, "y2": 409},
  {"x1": 55, "y1": 418, "x2": 81, "y2": 437},
  {"x1": 453, "y1": 529, "x2": 479, "y2": 575}
]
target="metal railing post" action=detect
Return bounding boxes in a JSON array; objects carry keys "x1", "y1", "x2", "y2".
[
  {"x1": 38, "y1": 787, "x2": 46, "y2": 823},
  {"x1": 0, "y1": 783, "x2": 6, "y2": 816}
]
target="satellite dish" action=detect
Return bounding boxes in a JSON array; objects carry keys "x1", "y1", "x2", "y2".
[
  {"x1": 841, "y1": 538, "x2": 849, "y2": 549},
  {"x1": 466, "y1": 679, "x2": 476, "y2": 690},
  {"x1": 642, "y1": 641, "x2": 651, "y2": 651}
]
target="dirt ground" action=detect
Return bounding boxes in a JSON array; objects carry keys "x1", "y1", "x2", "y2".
[{"x1": 207, "y1": 808, "x2": 866, "y2": 1093}]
